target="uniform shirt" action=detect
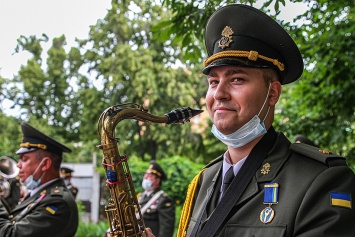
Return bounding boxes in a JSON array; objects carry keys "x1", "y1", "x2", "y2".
[
  {"x1": 220, "y1": 153, "x2": 247, "y2": 199},
  {"x1": 138, "y1": 189, "x2": 175, "y2": 237}
]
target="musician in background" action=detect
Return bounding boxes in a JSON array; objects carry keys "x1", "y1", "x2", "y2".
[
  {"x1": 0, "y1": 122, "x2": 78, "y2": 236},
  {"x1": 3, "y1": 176, "x2": 22, "y2": 210},
  {"x1": 60, "y1": 167, "x2": 78, "y2": 199},
  {"x1": 138, "y1": 160, "x2": 175, "y2": 237},
  {"x1": 0, "y1": 156, "x2": 22, "y2": 211}
]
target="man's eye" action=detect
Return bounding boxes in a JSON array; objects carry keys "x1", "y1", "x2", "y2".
[
  {"x1": 209, "y1": 80, "x2": 219, "y2": 85},
  {"x1": 233, "y1": 77, "x2": 244, "y2": 82}
]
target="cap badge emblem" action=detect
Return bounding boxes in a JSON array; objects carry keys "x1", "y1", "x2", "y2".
[
  {"x1": 261, "y1": 163, "x2": 271, "y2": 175},
  {"x1": 218, "y1": 26, "x2": 234, "y2": 49}
]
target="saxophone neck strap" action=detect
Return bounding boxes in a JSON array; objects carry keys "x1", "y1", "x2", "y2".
[{"x1": 196, "y1": 126, "x2": 277, "y2": 237}]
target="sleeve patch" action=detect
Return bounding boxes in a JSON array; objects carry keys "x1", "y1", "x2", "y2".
[
  {"x1": 330, "y1": 192, "x2": 352, "y2": 209},
  {"x1": 46, "y1": 205, "x2": 58, "y2": 214}
]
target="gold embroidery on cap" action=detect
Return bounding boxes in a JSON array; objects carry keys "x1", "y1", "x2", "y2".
[
  {"x1": 218, "y1": 26, "x2": 234, "y2": 49},
  {"x1": 261, "y1": 163, "x2": 271, "y2": 175},
  {"x1": 204, "y1": 51, "x2": 285, "y2": 71}
]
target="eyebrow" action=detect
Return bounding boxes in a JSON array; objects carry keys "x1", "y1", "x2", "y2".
[{"x1": 208, "y1": 68, "x2": 249, "y2": 78}]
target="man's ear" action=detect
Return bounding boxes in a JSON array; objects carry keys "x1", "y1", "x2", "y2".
[
  {"x1": 268, "y1": 81, "x2": 281, "y2": 106},
  {"x1": 41, "y1": 157, "x2": 52, "y2": 171}
]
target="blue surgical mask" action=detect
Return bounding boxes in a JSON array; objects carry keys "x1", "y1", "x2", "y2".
[
  {"x1": 23, "y1": 159, "x2": 46, "y2": 190},
  {"x1": 142, "y1": 178, "x2": 153, "y2": 191},
  {"x1": 211, "y1": 84, "x2": 271, "y2": 148}
]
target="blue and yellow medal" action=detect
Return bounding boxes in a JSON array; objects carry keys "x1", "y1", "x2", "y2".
[{"x1": 260, "y1": 183, "x2": 279, "y2": 224}]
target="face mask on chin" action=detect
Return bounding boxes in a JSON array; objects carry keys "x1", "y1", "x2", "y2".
[
  {"x1": 22, "y1": 159, "x2": 46, "y2": 190},
  {"x1": 211, "y1": 83, "x2": 271, "y2": 148}
]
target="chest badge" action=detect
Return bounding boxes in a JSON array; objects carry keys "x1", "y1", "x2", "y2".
[
  {"x1": 261, "y1": 163, "x2": 271, "y2": 175},
  {"x1": 260, "y1": 183, "x2": 279, "y2": 224}
]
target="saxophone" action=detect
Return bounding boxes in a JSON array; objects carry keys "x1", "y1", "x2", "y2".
[{"x1": 97, "y1": 103, "x2": 203, "y2": 237}]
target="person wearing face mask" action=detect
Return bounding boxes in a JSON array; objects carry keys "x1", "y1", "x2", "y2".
[
  {"x1": 177, "y1": 4, "x2": 355, "y2": 237},
  {"x1": 138, "y1": 161, "x2": 175, "y2": 237},
  {"x1": 60, "y1": 167, "x2": 78, "y2": 199},
  {"x1": 0, "y1": 122, "x2": 78, "y2": 237}
]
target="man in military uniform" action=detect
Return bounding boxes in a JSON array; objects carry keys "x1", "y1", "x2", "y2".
[
  {"x1": 138, "y1": 161, "x2": 175, "y2": 237},
  {"x1": 2, "y1": 176, "x2": 22, "y2": 211},
  {"x1": 60, "y1": 166, "x2": 79, "y2": 199},
  {"x1": 177, "y1": 4, "x2": 355, "y2": 237},
  {"x1": 0, "y1": 155, "x2": 22, "y2": 211},
  {"x1": 0, "y1": 122, "x2": 78, "y2": 237}
]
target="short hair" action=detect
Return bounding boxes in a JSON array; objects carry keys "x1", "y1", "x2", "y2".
[
  {"x1": 262, "y1": 68, "x2": 279, "y2": 86},
  {"x1": 35, "y1": 150, "x2": 62, "y2": 171}
]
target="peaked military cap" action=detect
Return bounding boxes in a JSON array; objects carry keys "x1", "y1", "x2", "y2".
[
  {"x1": 145, "y1": 160, "x2": 167, "y2": 181},
  {"x1": 60, "y1": 167, "x2": 74, "y2": 177},
  {"x1": 16, "y1": 122, "x2": 71, "y2": 157},
  {"x1": 203, "y1": 4, "x2": 304, "y2": 84}
]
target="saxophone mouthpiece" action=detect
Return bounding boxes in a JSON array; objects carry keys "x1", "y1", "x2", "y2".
[{"x1": 165, "y1": 107, "x2": 204, "y2": 124}]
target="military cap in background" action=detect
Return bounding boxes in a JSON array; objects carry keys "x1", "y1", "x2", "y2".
[
  {"x1": 145, "y1": 160, "x2": 167, "y2": 181},
  {"x1": 16, "y1": 122, "x2": 71, "y2": 157},
  {"x1": 60, "y1": 167, "x2": 74, "y2": 177},
  {"x1": 203, "y1": 4, "x2": 304, "y2": 84}
]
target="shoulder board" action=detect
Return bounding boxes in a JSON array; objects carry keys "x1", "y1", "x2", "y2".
[
  {"x1": 204, "y1": 155, "x2": 223, "y2": 169},
  {"x1": 290, "y1": 143, "x2": 346, "y2": 167},
  {"x1": 50, "y1": 186, "x2": 64, "y2": 197}
]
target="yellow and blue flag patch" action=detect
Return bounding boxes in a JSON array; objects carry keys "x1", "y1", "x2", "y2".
[
  {"x1": 46, "y1": 205, "x2": 58, "y2": 215},
  {"x1": 330, "y1": 192, "x2": 352, "y2": 209}
]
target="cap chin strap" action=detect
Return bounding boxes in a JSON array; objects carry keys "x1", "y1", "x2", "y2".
[
  {"x1": 204, "y1": 50, "x2": 285, "y2": 71},
  {"x1": 20, "y1": 142, "x2": 47, "y2": 150}
]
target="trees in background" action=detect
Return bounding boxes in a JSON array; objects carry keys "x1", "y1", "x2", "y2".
[{"x1": 0, "y1": 0, "x2": 354, "y2": 167}]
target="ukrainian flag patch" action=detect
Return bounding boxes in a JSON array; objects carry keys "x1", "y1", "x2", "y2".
[
  {"x1": 46, "y1": 205, "x2": 58, "y2": 215},
  {"x1": 330, "y1": 192, "x2": 352, "y2": 209}
]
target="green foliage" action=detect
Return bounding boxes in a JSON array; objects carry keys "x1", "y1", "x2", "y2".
[
  {"x1": 0, "y1": 113, "x2": 21, "y2": 158},
  {"x1": 274, "y1": 1, "x2": 355, "y2": 166},
  {"x1": 2, "y1": 0, "x2": 355, "y2": 172},
  {"x1": 98, "y1": 155, "x2": 204, "y2": 205},
  {"x1": 76, "y1": 221, "x2": 108, "y2": 237}
]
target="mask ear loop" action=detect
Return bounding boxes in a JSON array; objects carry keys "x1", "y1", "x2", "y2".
[
  {"x1": 257, "y1": 83, "x2": 271, "y2": 122},
  {"x1": 32, "y1": 158, "x2": 46, "y2": 181}
]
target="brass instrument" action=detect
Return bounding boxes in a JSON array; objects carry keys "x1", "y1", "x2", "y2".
[
  {"x1": 97, "y1": 103, "x2": 203, "y2": 237},
  {"x1": 0, "y1": 156, "x2": 20, "y2": 198}
]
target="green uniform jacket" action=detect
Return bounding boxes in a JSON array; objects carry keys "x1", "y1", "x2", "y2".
[
  {"x1": 0, "y1": 178, "x2": 78, "y2": 237},
  {"x1": 3, "y1": 177, "x2": 22, "y2": 211},
  {"x1": 138, "y1": 189, "x2": 175, "y2": 237},
  {"x1": 186, "y1": 131, "x2": 355, "y2": 237},
  {"x1": 67, "y1": 183, "x2": 78, "y2": 199}
]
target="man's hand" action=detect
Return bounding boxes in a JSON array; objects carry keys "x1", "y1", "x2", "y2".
[{"x1": 144, "y1": 227, "x2": 155, "y2": 237}]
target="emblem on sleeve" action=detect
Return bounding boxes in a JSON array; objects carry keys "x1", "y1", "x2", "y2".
[
  {"x1": 330, "y1": 192, "x2": 352, "y2": 209},
  {"x1": 218, "y1": 26, "x2": 234, "y2": 49}
]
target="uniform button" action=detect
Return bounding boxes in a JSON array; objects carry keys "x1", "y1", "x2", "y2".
[
  {"x1": 9, "y1": 215, "x2": 13, "y2": 219},
  {"x1": 11, "y1": 221, "x2": 16, "y2": 224}
]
